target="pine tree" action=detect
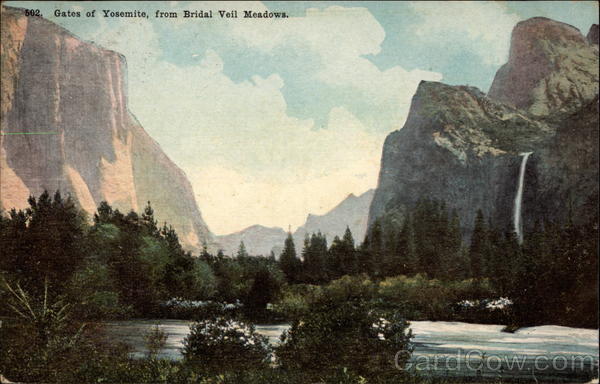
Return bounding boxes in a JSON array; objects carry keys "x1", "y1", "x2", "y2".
[
  {"x1": 327, "y1": 236, "x2": 344, "y2": 280},
  {"x1": 440, "y1": 209, "x2": 462, "y2": 280},
  {"x1": 412, "y1": 199, "x2": 438, "y2": 276},
  {"x1": 141, "y1": 201, "x2": 158, "y2": 236},
  {"x1": 367, "y1": 219, "x2": 384, "y2": 277},
  {"x1": 304, "y1": 232, "x2": 328, "y2": 283},
  {"x1": 340, "y1": 227, "x2": 357, "y2": 275},
  {"x1": 468, "y1": 209, "x2": 488, "y2": 279},
  {"x1": 280, "y1": 232, "x2": 301, "y2": 283},
  {"x1": 394, "y1": 213, "x2": 417, "y2": 276},
  {"x1": 236, "y1": 241, "x2": 249, "y2": 258}
]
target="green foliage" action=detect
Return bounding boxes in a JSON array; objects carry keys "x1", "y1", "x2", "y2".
[
  {"x1": 68, "y1": 258, "x2": 132, "y2": 319},
  {"x1": 377, "y1": 274, "x2": 495, "y2": 321},
  {"x1": 361, "y1": 198, "x2": 598, "y2": 328},
  {"x1": 236, "y1": 241, "x2": 249, "y2": 258},
  {"x1": 182, "y1": 317, "x2": 271, "y2": 371},
  {"x1": 206, "y1": 253, "x2": 285, "y2": 314},
  {"x1": 0, "y1": 191, "x2": 87, "y2": 297},
  {"x1": 277, "y1": 297, "x2": 413, "y2": 379},
  {"x1": 0, "y1": 194, "x2": 225, "y2": 319},
  {"x1": 359, "y1": 199, "x2": 464, "y2": 280},
  {"x1": 302, "y1": 232, "x2": 329, "y2": 283},
  {"x1": 145, "y1": 324, "x2": 168, "y2": 359},
  {"x1": 469, "y1": 210, "x2": 488, "y2": 278},
  {"x1": 271, "y1": 284, "x2": 322, "y2": 320},
  {"x1": 279, "y1": 232, "x2": 302, "y2": 283}
]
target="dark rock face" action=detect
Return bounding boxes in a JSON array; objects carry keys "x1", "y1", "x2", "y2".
[
  {"x1": 369, "y1": 17, "x2": 598, "y2": 237},
  {"x1": 527, "y1": 95, "x2": 599, "y2": 228},
  {"x1": 0, "y1": 6, "x2": 213, "y2": 251},
  {"x1": 588, "y1": 24, "x2": 599, "y2": 45}
]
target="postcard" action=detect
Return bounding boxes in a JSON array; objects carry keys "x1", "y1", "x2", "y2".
[{"x1": 0, "y1": 1, "x2": 598, "y2": 383}]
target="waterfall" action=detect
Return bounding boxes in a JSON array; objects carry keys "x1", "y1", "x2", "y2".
[{"x1": 513, "y1": 152, "x2": 533, "y2": 244}]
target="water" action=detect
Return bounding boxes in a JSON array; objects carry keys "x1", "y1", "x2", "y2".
[
  {"x1": 409, "y1": 321, "x2": 598, "y2": 380},
  {"x1": 514, "y1": 152, "x2": 533, "y2": 244},
  {"x1": 103, "y1": 320, "x2": 598, "y2": 380},
  {"x1": 103, "y1": 320, "x2": 290, "y2": 360}
]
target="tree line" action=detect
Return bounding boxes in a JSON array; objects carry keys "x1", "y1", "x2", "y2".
[
  {"x1": 0, "y1": 191, "x2": 284, "y2": 320},
  {"x1": 277, "y1": 198, "x2": 598, "y2": 327},
  {"x1": 1, "y1": 191, "x2": 596, "y2": 327}
]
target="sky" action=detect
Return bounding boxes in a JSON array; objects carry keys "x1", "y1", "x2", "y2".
[{"x1": 7, "y1": 1, "x2": 599, "y2": 235}]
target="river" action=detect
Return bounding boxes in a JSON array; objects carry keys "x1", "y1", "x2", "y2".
[{"x1": 104, "y1": 320, "x2": 598, "y2": 381}]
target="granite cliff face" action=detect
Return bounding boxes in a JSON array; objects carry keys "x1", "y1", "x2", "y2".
[
  {"x1": 369, "y1": 18, "x2": 598, "y2": 236},
  {"x1": 489, "y1": 18, "x2": 598, "y2": 117},
  {"x1": 0, "y1": 7, "x2": 212, "y2": 250}
]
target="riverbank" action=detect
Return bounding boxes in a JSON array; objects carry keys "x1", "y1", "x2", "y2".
[{"x1": 103, "y1": 319, "x2": 598, "y2": 382}]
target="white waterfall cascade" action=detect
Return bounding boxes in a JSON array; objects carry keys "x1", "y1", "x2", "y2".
[{"x1": 514, "y1": 152, "x2": 533, "y2": 244}]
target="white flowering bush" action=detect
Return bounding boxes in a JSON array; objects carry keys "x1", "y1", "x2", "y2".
[
  {"x1": 486, "y1": 297, "x2": 512, "y2": 310},
  {"x1": 277, "y1": 298, "x2": 413, "y2": 379},
  {"x1": 182, "y1": 317, "x2": 271, "y2": 370},
  {"x1": 160, "y1": 298, "x2": 243, "y2": 319},
  {"x1": 456, "y1": 297, "x2": 513, "y2": 311}
]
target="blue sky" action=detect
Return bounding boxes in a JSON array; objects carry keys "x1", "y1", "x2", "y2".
[{"x1": 7, "y1": 1, "x2": 598, "y2": 234}]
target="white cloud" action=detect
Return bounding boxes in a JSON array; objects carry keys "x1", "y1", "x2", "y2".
[
  {"x1": 227, "y1": 5, "x2": 442, "y2": 129},
  {"x1": 83, "y1": 3, "x2": 435, "y2": 234},
  {"x1": 410, "y1": 1, "x2": 521, "y2": 66}
]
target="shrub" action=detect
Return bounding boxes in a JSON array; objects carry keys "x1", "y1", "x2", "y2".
[
  {"x1": 277, "y1": 297, "x2": 413, "y2": 379},
  {"x1": 323, "y1": 274, "x2": 376, "y2": 302},
  {"x1": 271, "y1": 284, "x2": 322, "y2": 320},
  {"x1": 182, "y1": 317, "x2": 271, "y2": 371},
  {"x1": 145, "y1": 324, "x2": 168, "y2": 358},
  {"x1": 377, "y1": 274, "x2": 496, "y2": 321}
]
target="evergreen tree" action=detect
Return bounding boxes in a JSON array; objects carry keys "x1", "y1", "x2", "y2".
[
  {"x1": 326, "y1": 236, "x2": 344, "y2": 280},
  {"x1": 303, "y1": 232, "x2": 328, "y2": 283},
  {"x1": 236, "y1": 241, "x2": 249, "y2": 258},
  {"x1": 280, "y1": 232, "x2": 301, "y2": 283},
  {"x1": 340, "y1": 227, "x2": 357, "y2": 275},
  {"x1": 365, "y1": 219, "x2": 384, "y2": 277},
  {"x1": 468, "y1": 209, "x2": 488, "y2": 279},
  {"x1": 141, "y1": 201, "x2": 158, "y2": 236},
  {"x1": 439, "y1": 209, "x2": 463, "y2": 280},
  {"x1": 393, "y1": 213, "x2": 417, "y2": 276},
  {"x1": 412, "y1": 200, "x2": 438, "y2": 276}
]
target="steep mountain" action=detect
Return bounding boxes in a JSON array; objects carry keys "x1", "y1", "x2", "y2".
[
  {"x1": 369, "y1": 18, "x2": 598, "y2": 237},
  {"x1": 215, "y1": 225, "x2": 287, "y2": 257},
  {"x1": 294, "y1": 189, "x2": 374, "y2": 245},
  {"x1": 488, "y1": 18, "x2": 598, "y2": 117},
  {"x1": 217, "y1": 189, "x2": 374, "y2": 257},
  {"x1": 586, "y1": 24, "x2": 598, "y2": 46},
  {"x1": 0, "y1": 6, "x2": 213, "y2": 251}
]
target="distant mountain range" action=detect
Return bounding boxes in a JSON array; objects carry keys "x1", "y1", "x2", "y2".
[{"x1": 216, "y1": 189, "x2": 374, "y2": 256}]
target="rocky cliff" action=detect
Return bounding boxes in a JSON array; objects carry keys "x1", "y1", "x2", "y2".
[
  {"x1": 369, "y1": 18, "x2": 598, "y2": 236},
  {"x1": 0, "y1": 6, "x2": 213, "y2": 251},
  {"x1": 294, "y1": 189, "x2": 374, "y2": 245}
]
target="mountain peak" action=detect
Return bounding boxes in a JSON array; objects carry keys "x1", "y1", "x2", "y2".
[{"x1": 488, "y1": 17, "x2": 598, "y2": 117}]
